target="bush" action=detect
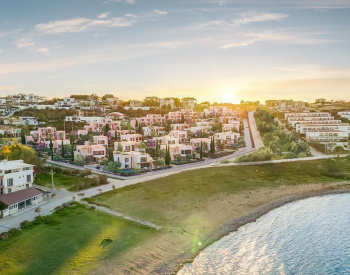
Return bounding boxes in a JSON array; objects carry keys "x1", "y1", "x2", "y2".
[
  {"x1": 8, "y1": 228, "x2": 21, "y2": 236},
  {"x1": 40, "y1": 216, "x2": 60, "y2": 225},
  {"x1": 0, "y1": 232, "x2": 11, "y2": 241},
  {"x1": 236, "y1": 148, "x2": 272, "y2": 162},
  {"x1": 80, "y1": 169, "x2": 92, "y2": 177},
  {"x1": 20, "y1": 220, "x2": 31, "y2": 229}
]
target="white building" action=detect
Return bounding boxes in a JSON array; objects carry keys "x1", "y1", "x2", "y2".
[
  {"x1": 160, "y1": 97, "x2": 175, "y2": 109},
  {"x1": 113, "y1": 151, "x2": 153, "y2": 170},
  {"x1": 0, "y1": 160, "x2": 43, "y2": 217},
  {"x1": 55, "y1": 97, "x2": 76, "y2": 108},
  {"x1": 339, "y1": 111, "x2": 350, "y2": 120}
]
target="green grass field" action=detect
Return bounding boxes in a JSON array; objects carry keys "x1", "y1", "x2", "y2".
[
  {"x1": 0, "y1": 204, "x2": 155, "y2": 275},
  {"x1": 3, "y1": 158, "x2": 350, "y2": 274},
  {"x1": 87, "y1": 158, "x2": 350, "y2": 228},
  {"x1": 34, "y1": 173, "x2": 96, "y2": 191}
]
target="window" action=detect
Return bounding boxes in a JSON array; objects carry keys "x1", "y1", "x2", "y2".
[
  {"x1": 8, "y1": 188, "x2": 12, "y2": 193},
  {"x1": 7, "y1": 178, "x2": 13, "y2": 187},
  {"x1": 27, "y1": 175, "x2": 31, "y2": 182}
]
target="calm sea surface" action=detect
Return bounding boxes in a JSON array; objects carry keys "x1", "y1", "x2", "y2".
[{"x1": 178, "y1": 194, "x2": 350, "y2": 275}]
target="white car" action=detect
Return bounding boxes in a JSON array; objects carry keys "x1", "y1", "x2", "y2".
[{"x1": 211, "y1": 162, "x2": 220, "y2": 166}]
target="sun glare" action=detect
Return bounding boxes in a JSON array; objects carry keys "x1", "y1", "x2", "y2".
[{"x1": 218, "y1": 86, "x2": 238, "y2": 103}]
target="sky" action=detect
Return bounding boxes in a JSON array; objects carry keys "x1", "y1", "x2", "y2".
[{"x1": 0, "y1": 0, "x2": 350, "y2": 104}]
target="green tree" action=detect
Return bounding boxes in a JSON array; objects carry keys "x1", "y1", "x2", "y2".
[
  {"x1": 155, "y1": 158, "x2": 165, "y2": 167},
  {"x1": 117, "y1": 142, "x2": 123, "y2": 152},
  {"x1": 200, "y1": 141, "x2": 203, "y2": 159},
  {"x1": 0, "y1": 201, "x2": 8, "y2": 218},
  {"x1": 21, "y1": 131, "x2": 26, "y2": 145},
  {"x1": 210, "y1": 136, "x2": 215, "y2": 153},
  {"x1": 61, "y1": 139, "x2": 65, "y2": 158},
  {"x1": 103, "y1": 124, "x2": 110, "y2": 135},
  {"x1": 165, "y1": 145, "x2": 171, "y2": 166},
  {"x1": 49, "y1": 137, "x2": 54, "y2": 160},
  {"x1": 108, "y1": 147, "x2": 114, "y2": 162},
  {"x1": 70, "y1": 134, "x2": 75, "y2": 161},
  {"x1": 155, "y1": 140, "x2": 159, "y2": 159},
  {"x1": 334, "y1": 146, "x2": 343, "y2": 158},
  {"x1": 1, "y1": 143, "x2": 43, "y2": 170}
]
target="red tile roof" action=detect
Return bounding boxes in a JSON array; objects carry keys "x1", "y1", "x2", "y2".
[{"x1": 0, "y1": 187, "x2": 42, "y2": 206}]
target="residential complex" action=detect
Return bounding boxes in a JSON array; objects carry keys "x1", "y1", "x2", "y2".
[{"x1": 285, "y1": 112, "x2": 350, "y2": 151}]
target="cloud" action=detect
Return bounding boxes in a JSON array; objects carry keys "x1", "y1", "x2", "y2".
[
  {"x1": 0, "y1": 44, "x2": 170, "y2": 74},
  {"x1": 190, "y1": 12, "x2": 289, "y2": 31},
  {"x1": 153, "y1": 9, "x2": 168, "y2": 15},
  {"x1": 221, "y1": 40, "x2": 256, "y2": 48},
  {"x1": 98, "y1": 13, "x2": 109, "y2": 19},
  {"x1": 232, "y1": 11, "x2": 289, "y2": 27},
  {"x1": 0, "y1": 29, "x2": 22, "y2": 39},
  {"x1": 34, "y1": 16, "x2": 136, "y2": 34},
  {"x1": 220, "y1": 30, "x2": 335, "y2": 49},
  {"x1": 105, "y1": 0, "x2": 135, "y2": 4},
  {"x1": 37, "y1": 47, "x2": 50, "y2": 55},
  {"x1": 193, "y1": 0, "x2": 350, "y2": 9},
  {"x1": 151, "y1": 41, "x2": 188, "y2": 48},
  {"x1": 15, "y1": 38, "x2": 35, "y2": 48}
]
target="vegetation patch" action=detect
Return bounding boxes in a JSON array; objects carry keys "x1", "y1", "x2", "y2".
[{"x1": 0, "y1": 203, "x2": 155, "y2": 275}]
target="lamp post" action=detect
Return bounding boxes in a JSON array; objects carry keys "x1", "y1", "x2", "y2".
[{"x1": 50, "y1": 169, "x2": 55, "y2": 192}]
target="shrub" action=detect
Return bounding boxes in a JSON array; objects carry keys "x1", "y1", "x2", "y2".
[
  {"x1": 8, "y1": 228, "x2": 21, "y2": 236},
  {"x1": 20, "y1": 220, "x2": 31, "y2": 229},
  {"x1": 41, "y1": 216, "x2": 60, "y2": 225},
  {"x1": 0, "y1": 232, "x2": 11, "y2": 241},
  {"x1": 236, "y1": 148, "x2": 272, "y2": 162}
]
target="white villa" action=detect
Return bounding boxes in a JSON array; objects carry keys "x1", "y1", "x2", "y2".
[
  {"x1": 0, "y1": 160, "x2": 43, "y2": 217},
  {"x1": 113, "y1": 151, "x2": 153, "y2": 170}
]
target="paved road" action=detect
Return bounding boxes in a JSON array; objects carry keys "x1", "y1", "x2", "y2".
[
  {"x1": 248, "y1": 111, "x2": 264, "y2": 149},
  {"x1": 0, "y1": 188, "x2": 72, "y2": 233}
]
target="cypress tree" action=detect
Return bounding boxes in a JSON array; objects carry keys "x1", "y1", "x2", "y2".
[
  {"x1": 21, "y1": 131, "x2": 26, "y2": 145},
  {"x1": 49, "y1": 137, "x2": 54, "y2": 160},
  {"x1": 108, "y1": 147, "x2": 114, "y2": 162},
  {"x1": 70, "y1": 134, "x2": 75, "y2": 161},
  {"x1": 155, "y1": 140, "x2": 159, "y2": 159},
  {"x1": 210, "y1": 136, "x2": 215, "y2": 154},
  {"x1": 165, "y1": 145, "x2": 168, "y2": 165},
  {"x1": 61, "y1": 139, "x2": 65, "y2": 158},
  {"x1": 165, "y1": 145, "x2": 171, "y2": 166},
  {"x1": 200, "y1": 141, "x2": 203, "y2": 159}
]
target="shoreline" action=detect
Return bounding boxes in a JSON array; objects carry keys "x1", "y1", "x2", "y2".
[{"x1": 166, "y1": 187, "x2": 350, "y2": 275}]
